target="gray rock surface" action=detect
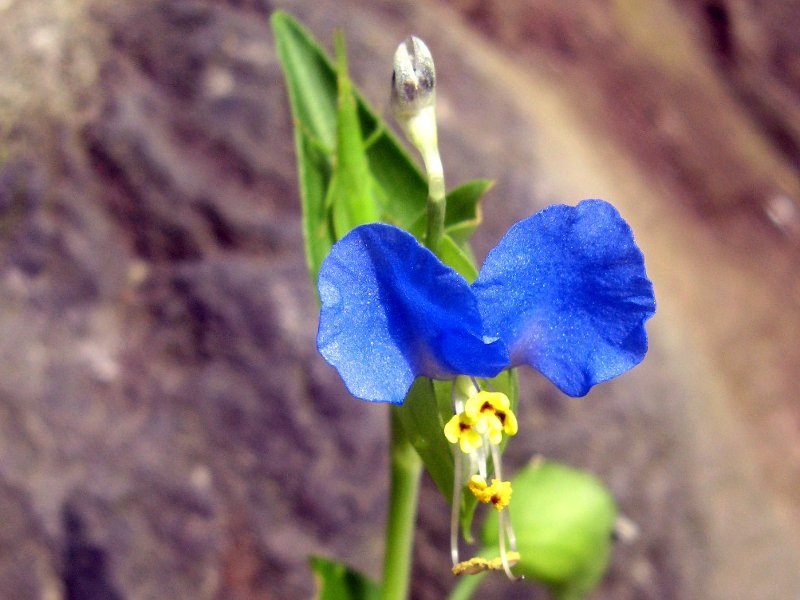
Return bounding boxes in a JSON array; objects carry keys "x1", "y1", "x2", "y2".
[{"x1": 0, "y1": 0, "x2": 799, "y2": 598}]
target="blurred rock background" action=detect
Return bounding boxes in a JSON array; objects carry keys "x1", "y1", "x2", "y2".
[{"x1": 0, "y1": 0, "x2": 798, "y2": 598}]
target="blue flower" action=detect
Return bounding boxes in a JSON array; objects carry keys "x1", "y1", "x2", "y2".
[{"x1": 317, "y1": 199, "x2": 655, "y2": 404}]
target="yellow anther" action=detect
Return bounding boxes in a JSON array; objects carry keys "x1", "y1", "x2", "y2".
[
  {"x1": 452, "y1": 557, "x2": 490, "y2": 576},
  {"x1": 467, "y1": 474, "x2": 488, "y2": 496},
  {"x1": 464, "y1": 391, "x2": 518, "y2": 444},
  {"x1": 444, "y1": 412, "x2": 482, "y2": 454},
  {"x1": 502, "y1": 407, "x2": 518, "y2": 437},
  {"x1": 451, "y1": 552, "x2": 521, "y2": 576},
  {"x1": 467, "y1": 475, "x2": 512, "y2": 511}
]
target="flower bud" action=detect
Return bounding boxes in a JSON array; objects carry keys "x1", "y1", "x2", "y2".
[
  {"x1": 391, "y1": 36, "x2": 436, "y2": 119},
  {"x1": 390, "y1": 35, "x2": 445, "y2": 250}
]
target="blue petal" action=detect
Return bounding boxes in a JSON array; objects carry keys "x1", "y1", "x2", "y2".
[
  {"x1": 472, "y1": 200, "x2": 656, "y2": 397},
  {"x1": 317, "y1": 223, "x2": 509, "y2": 404}
]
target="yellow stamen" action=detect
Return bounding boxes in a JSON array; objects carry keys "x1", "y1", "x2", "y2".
[
  {"x1": 467, "y1": 475, "x2": 513, "y2": 511},
  {"x1": 467, "y1": 475, "x2": 488, "y2": 498},
  {"x1": 502, "y1": 408, "x2": 518, "y2": 437},
  {"x1": 464, "y1": 391, "x2": 518, "y2": 443},
  {"x1": 446, "y1": 382, "x2": 522, "y2": 580},
  {"x1": 443, "y1": 412, "x2": 482, "y2": 454},
  {"x1": 452, "y1": 552, "x2": 521, "y2": 576}
]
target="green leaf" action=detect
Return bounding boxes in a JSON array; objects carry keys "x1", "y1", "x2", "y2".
[
  {"x1": 362, "y1": 118, "x2": 428, "y2": 229},
  {"x1": 395, "y1": 371, "x2": 518, "y2": 544},
  {"x1": 272, "y1": 12, "x2": 339, "y2": 283},
  {"x1": 482, "y1": 461, "x2": 617, "y2": 599},
  {"x1": 273, "y1": 11, "x2": 495, "y2": 286},
  {"x1": 272, "y1": 11, "x2": 430, "y2": 281},
  {"x1": 271, "y1": 13, "x2": 338, "y2": 149},
  {"x1": 438, "y1": 234, "x2": 478, "y2": 282},
  {"x1": 297, "y1": 130, "x2": 335, "y2": 283},
  {"x1": 444, "y1": 179, "x2": 493, "y2": 247},
  {"x1": 395, "y1": 379, "x2": 453, "y2": 499},
  {"x1": 310, "y1": 556, "x2": 380, "y2": 600},
  {"x1": 409, "y1": 179, "x2": 492, "y2": 239},
  {"x1": 329, "y1": 33, "x2": 381, "y2": 239}
]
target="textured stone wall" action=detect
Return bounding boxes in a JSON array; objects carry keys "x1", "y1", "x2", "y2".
[{"x1": 0, "y1": 0, "x2": 798, "y2": 598}]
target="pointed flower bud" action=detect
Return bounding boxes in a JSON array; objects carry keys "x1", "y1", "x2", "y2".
[
  {"x1": 390, "y1": 35, "x2": 445, "y2": 217},
  {"x1": 391, "y1": 36, "x2": 436, "y2": 118},
  {"x1": 390, "y1": 35, "x2": 446, "y2": 249}
]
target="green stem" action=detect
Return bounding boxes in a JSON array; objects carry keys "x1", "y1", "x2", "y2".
[
  {"x1": 425, "y1": 190, "x2": 446, "y2": 257},
  {"x1": 399, "y1": 104, "x2": 446, "y2": 256},
  {"x1": 421, "y1": 143, "x2": 446, "y2": 256},
  {"x1": 380, "y1": 408, "x2": 423, "y2": 600}
]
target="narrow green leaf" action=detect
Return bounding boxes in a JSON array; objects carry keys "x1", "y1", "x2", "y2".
[
  {"x1": 272, "y1": 12, "x2": 338, "y2": 283},
  {"x1": 273, "y1": 11, "x2": 490, "y2": 283},
  {"x1": 310, "y1": 556, "x2": 380, "y2": 600},
  {"x1": 395, "y1": 378, "x2": 453, "y2": 500},
  {"x1": 272, "y1": 11, "x2": 428, "y2": 220},
  {"x1": 273, "y1": 11, "x2": 430, "y2": 282},
  {"x1": 364, "y1": 130, "x2": 428, "y2": 228},
  {"x1": 298, "y1": 130, "x2": 335, "y2": 284},
  {"x1": 271, "y1": 12, "x2": 338, "y2": 149},
  {"x1": 329, "y1": 33, "x2": 381, "y2": 238}
]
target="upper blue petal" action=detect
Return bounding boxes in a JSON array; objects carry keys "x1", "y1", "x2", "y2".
[
  {"x1": 317, "y1": 223, "x2": 509, "y2": 404},
  {"x1": 472, "y1": 200, "x2": 656, "y2": 397}
]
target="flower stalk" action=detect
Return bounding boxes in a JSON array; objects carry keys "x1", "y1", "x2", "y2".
[{"x1": 380, "y1": 408, "x2": 423, "y2": 600}]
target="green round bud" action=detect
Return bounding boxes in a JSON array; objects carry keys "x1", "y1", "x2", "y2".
[{"x1": 482, "y1": 460, "x2": 617, "y2": 599}]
